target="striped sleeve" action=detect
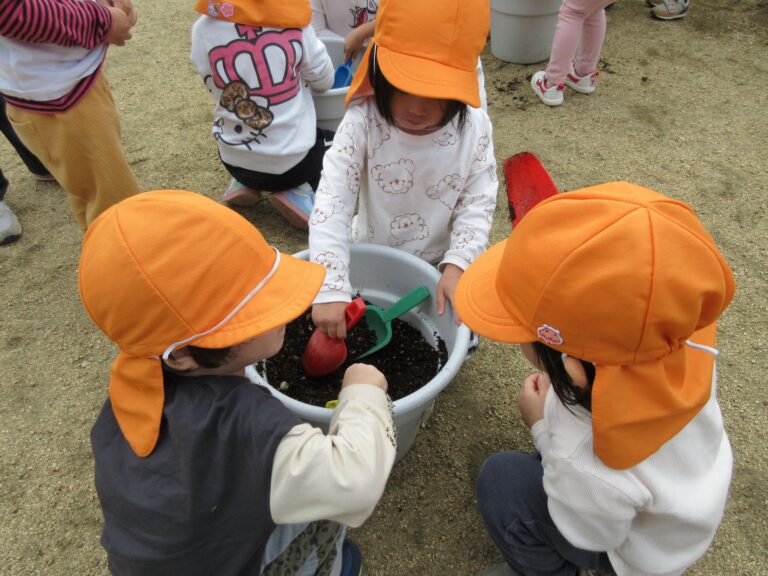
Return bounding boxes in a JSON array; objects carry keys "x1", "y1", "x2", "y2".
[{"x1": 0, "y1": 0, "x2": 112, "y2": 49}]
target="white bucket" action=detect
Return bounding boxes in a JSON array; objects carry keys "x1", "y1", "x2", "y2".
[
  {"x1": 311, "y1": 37, "x2": 362, "y2": 132},
  {"x1": 490, "y1": 0, "x2": 562, "y2": 64},
  {"x1": 246, "y1": 243, "x2": 470, "y2": 462}
]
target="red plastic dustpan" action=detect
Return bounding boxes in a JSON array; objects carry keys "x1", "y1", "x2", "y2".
[
  {"x1": 502, "y1": 152, "x2": 559, "y2": 228},
  {"x1": 302, "y1": 297, "x2": 366, "y2": 377}
]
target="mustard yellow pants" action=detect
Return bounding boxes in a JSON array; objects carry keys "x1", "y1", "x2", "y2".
[{"x1": 6, "y1": 73, "x2": 140, "y2": 230}]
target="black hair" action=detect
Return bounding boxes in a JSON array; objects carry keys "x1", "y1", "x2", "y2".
[
  {"x1": 532, "y1": 342, "x2": 596, "y2": 412},
  {"x1": 367, "y1": 44, "x2": 468, "y2": 132},
  {"x1": 186, "y1": 345, "x2": 234, "y2": 369}
]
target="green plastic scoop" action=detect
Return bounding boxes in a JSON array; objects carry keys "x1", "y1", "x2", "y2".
[{"x1": 357, "y1": 285, "x2": 431, "y2": 359}]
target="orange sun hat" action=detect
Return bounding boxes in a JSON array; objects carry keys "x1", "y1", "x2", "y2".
[
  {"x1": 79, "y1": 190, "x2": 325, "y2": 457},
  {"x1": 194, "y1": 0, "x2": 311, "y2": 28},
  {"x1": 455, "y1": 182, "x2": 736, "y2": 469},
  {"x1": 345, "y1": 0, "x2": 490, "y2": 108}
]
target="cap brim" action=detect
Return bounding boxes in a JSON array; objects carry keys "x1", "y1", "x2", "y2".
[
  {"x1": 377, "y1": 44, "x2": 480, "y2": 108},
  {"x1": 194, "y1": 251, "x2": 325, "y2": 349},
  {"x1": 455, "y1": 241, "x2": 535, "y2": 343}
]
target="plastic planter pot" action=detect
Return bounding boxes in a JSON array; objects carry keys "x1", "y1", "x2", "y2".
[
  {"x1": 246, "y1": 243, "x2": 471, "y2": 463},
  {"x1": 311, "y1": 37, "x2": 362, "y2": 132},
  {"x1": 490, "y1": 0, "x2": 563, "y2": 64}
]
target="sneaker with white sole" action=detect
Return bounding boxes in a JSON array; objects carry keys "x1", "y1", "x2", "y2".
[
  {"x1": 266, "y1": 183, "x2": 315, "y2": 230},
  {"x1": 0, "y1": 200, "x2": 22, "y2": 245},
  {"x1": 565, "y1": 64, "x2": 599, "y2": 94},
  {"x1": 223, "y1": 178, "x2": 261, "y2": 207},
  {"x1": 652, "y1": 0, "x2": 688, "y2": 19},
  {"x1": 531, "y1": 71, "x2": 564, "y2": 106}
]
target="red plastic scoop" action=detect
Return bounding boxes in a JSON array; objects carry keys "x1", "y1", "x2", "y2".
[
  {"x1": 302, "y1": 297, "x2": 366, "y2": 377},
  {"x1": 502, "y1": 152, "x2": 559, "y2": 228}
]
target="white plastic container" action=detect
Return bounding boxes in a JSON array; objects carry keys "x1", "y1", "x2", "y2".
[
  {"x1": 311, "y1": 37, "x2": 362, "y2": 132},
  {"x1": 246, "y1": 243, "x2": 470, "y2": 462},
  {"x1": 490, "y1": 0, "x2": 562, "y2": 64}
]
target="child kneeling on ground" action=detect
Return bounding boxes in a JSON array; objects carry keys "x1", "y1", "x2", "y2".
[
  {"x1": 191, "y1": 0, "x2": 335, "y2": 229},
  {"x1": 309, "y1": 0, "x2": 497, "y2": 341},
  {"x1": 79, "y1": 190, "x2": 396, "y2": 575},
  {"x1": 455, "y1": 182, "x2": 735, "y2": 576}
]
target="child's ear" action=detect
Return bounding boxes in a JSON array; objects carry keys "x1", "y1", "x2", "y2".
[
  {"x1": 162, "y1": 346, "x2": 200, "y2": 373},
  {"x1": 563, "y1": 356, "x2": 589, "y2": 390}
]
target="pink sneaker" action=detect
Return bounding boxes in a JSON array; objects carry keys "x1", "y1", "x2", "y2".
[
  {"x1": 530, "y1": 71, "x2": 564, "y2": 106},
  {"x1": 266, "y1": 183, "x2": 315, "y2": 230},
  {"x1": 565, "y1": 64, "x2": 599, "y2": 94},
  {"x1": 223, "y1": 179, "x2": 261, "y2": 207}
]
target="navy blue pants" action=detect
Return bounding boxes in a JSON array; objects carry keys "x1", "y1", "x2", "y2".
[
  {"x1": 476, "y1": 452, "x2": 615, "y2": 576},
  {"x1": 1, "y1": 95, "x2": 50, "y2": 200},
  {"x1": 222, "y1": 128, "x2": 335, "y2": 193}
]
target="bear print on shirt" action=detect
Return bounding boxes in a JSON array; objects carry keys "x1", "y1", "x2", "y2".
[
  {"x1": 372, "y1": 159, "x2": 415, "y2": 194},
  {"x1": 389, "y1": 213, "x2": 428, "y2": 246},
  {"x1": 425, "y1": 174, "x2": 466, "y2": 208}
]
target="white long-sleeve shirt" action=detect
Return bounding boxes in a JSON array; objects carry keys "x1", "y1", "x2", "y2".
[
  {"x1": 309, "y1": 98, "x2": 498, "y2": 304},
  {"x1": 531, "y1": 346, "x2": 732, "y2": 576},
  {"x1": 190, "y1": 18, "x2": 334, "y2": 174},
  {"x1": 310, "y1": 0, "x2": 378, "y2": 39},
  {"x1": 270, "y1": 382, "x2": 396, "y2": 526}
]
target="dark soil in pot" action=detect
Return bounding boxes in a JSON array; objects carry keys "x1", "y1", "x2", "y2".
[{"x1": 258, "y1": 308, "x2": 448, "y2": 406}]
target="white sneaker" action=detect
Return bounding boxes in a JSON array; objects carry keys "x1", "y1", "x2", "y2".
[
  {"x1": 531, "y1": 71, "x2": 564, "y2": 106},
  {"x1": 652, "y1": 0, "x2": 688, "y2": 19},
  {"x1": 0, "y1": 200, "x2": 22, "y2": 244},
  {"x1": 565, "y1": 64, "x2": 599, "y2": 94}
]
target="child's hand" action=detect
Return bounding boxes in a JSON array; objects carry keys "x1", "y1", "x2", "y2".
[
  {"x1": 436, "y1": 264, "x2": 463, "y2": 325},
  {"x1": 112, "y1": 0, "x2": 138, "y2": 27},
  {"x1": 106, "y1": 6, "x2": 136, "y2": 46},
  {"x1": 519, "y1": 372, "x2": 550, "y2": 428},
  {"x1": 343, "y1": 20, "x2": 375, "y2": 62},
  {"x1": 312, "y1": 302, "x2": 349, "y2": 339},
  {"x1": 342, "y1": 363, "x2": 388, "y2": 392}
]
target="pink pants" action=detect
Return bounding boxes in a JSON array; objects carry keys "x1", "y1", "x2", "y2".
[{"x1": 545, "y1": 0, "x2": 615, "y2": 85}]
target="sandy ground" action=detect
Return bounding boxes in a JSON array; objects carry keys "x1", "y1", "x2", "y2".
[{"x1": 1, "y1": 1, "x2": 766, "y2": 574}]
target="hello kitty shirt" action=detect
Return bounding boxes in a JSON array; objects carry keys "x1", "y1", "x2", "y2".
[
  {"x1": 309, "y1": 98, "x2": 497, "y2": 304},
  {"x1": 190, "y1": 17, "x2": 333, "y2": 174}
]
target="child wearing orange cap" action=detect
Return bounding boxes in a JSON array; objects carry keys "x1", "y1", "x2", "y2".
[
  {"x1": 309, "y1": 0, "x2": 488, "y2": 109},
  {"x1": 190, "y1": 0, "x2": 335, "y2": 229},
  {"x1": 79, "y1": 190, "x2": 396, "y2": 575},
  {"x1": 454, "y1": 183, "x2": 735, "y2": 576},
  {"x1": 309, "y1": 0, "x2": 496, "y2": 340}
]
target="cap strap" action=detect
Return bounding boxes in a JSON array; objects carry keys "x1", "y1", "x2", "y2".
[
  {"x1": 685, "y1": 339, "x2": 718, "y2": 356},
  {"x1": 372, "y1": 43, "x2": 378, "y2": 81},
  {"x1": 161, "y1": 247, "x2": 281, "y2": 360}
]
